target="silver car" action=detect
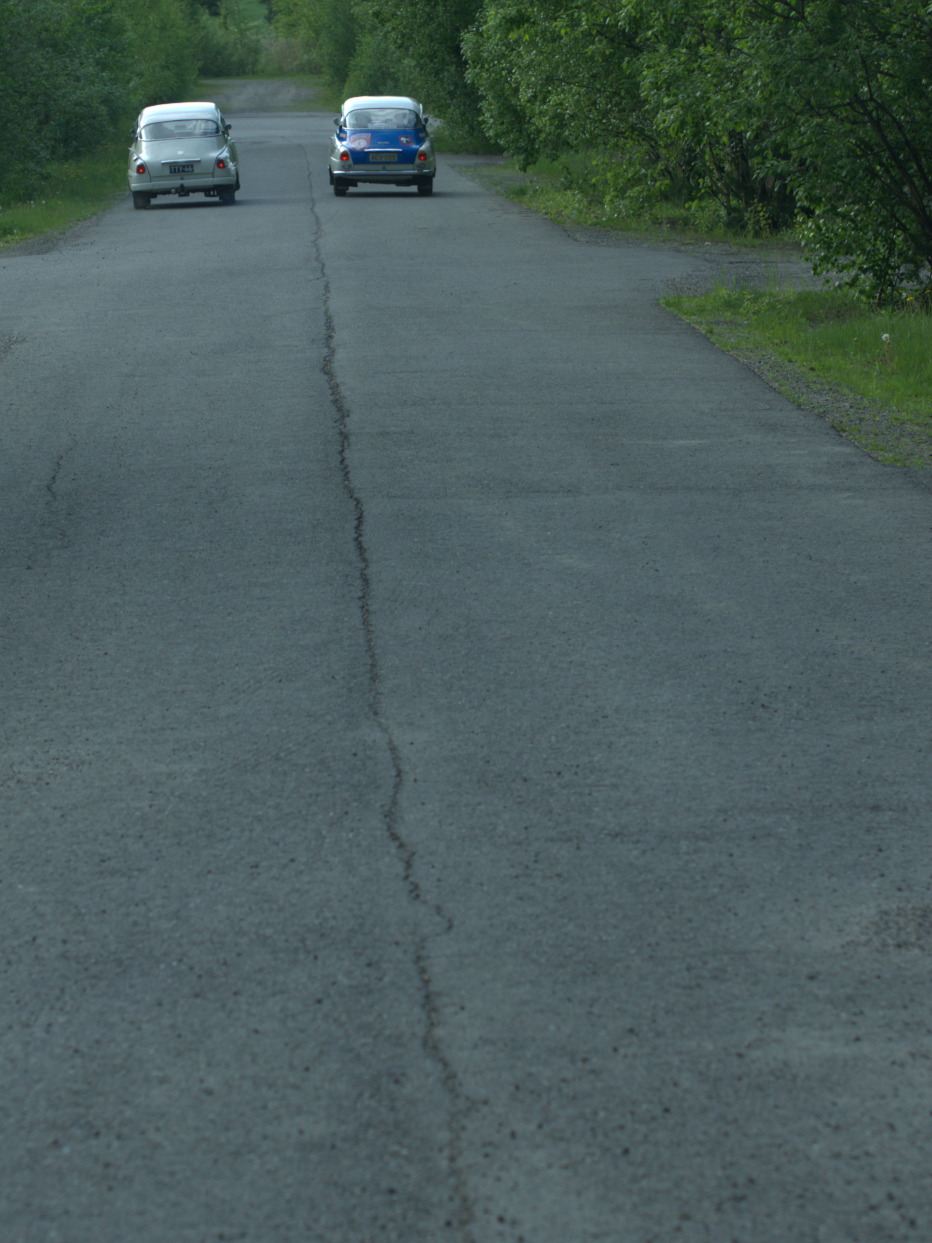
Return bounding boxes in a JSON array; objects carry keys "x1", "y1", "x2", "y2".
[
  {"x1": 329, "y1": 95, "x2": 436, "y2": 196},
  {"x1": 128, "y1": 101, "x2": 240, "y2": 209}
]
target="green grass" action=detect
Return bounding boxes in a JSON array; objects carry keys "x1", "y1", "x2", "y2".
[
  {"x1": 674, "y1": 285, "x2": 932, "y2": 413},
  {"x1": 662, "y1": 283, "x2": 932, "y2": 467},
  {"x1": 0, "y1": 145, "x2": 127, "y2": 249}
]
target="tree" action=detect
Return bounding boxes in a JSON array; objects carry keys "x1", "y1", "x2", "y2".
[
  {"x1": 465, "y1": 0, "x2": 932, "y2": 296},
  {"x1": 272, "y1": 0, "x2": 358, "y2": 87},
  {"x1": 749, "y1": 0, "x2": 932, "y2": 296},
  {"x1": 354, "y1": 0, "x2": 484, "y2": 138},
  {"x1": 465, "y1": 0, "x2": 652, "y2": 174},
  {"x1": 465, "y1": 0, "x2": 781, "y2": 226}
]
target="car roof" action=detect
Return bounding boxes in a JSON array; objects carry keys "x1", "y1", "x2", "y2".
[
  {"x1": 341, "y1": 95, "x2": 423, "y2": 115},
  {"x1": 138, "y1": 101, "x2": 223, "y2": 122}
]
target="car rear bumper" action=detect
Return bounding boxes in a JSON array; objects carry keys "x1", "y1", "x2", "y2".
[
  {"x1": 330, "y1": 169, "x2": 435, "y2": 188},
  {"x1": 129, "y1": 175, "x2": 236, "y2": 195}
]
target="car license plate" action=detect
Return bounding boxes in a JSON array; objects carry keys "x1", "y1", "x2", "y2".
[
  {"x1": 368, "y1": 152, "x2": 398, "y2": 162},
  {"x1": 169, "y1": 163, "x2": 195, "y2": 174}
]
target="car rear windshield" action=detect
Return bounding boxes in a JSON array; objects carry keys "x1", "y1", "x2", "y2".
[
  {"x1": 346, "y1": 108, "x2": 420, "y2": 130},
  {"x1": 142, "y1": 119, "x2": 221, "y2": 140}
]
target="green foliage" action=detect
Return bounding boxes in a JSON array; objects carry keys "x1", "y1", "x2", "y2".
[
  {"x1": 750, "y1": 0, "x2": 932, "y2": 300},
  {"x1": 0, "y1": 0, "x2": 201, "y2": 203},
  {"x1": 123, "y1": 0, "x2": 199, "y2": 101},
  {"x1": 276, "y1": 0, "x2": 483, "y2": 139},
  {"x1": 356, "y1": 0, "x2": 484, "y2": 139},
  {"x1": 461, "y1": 0, "x2": 932, "y2": 299},
  {"x1": 464, "y1": 0, "x2": 637, "y2": 168},
  {"x1": 465, "y1": 0, "x2": 793, "y2": 223},
  {"x1": 272, "y1": 0, "x2": 354, "y2": 84},
  {"x1": 0, "y1": 0, "x2": 283, "y2": 203},
  {"x1": 194, "y1": 0, "x2": 269, "y2": 76},
  {"x1": 4, "y1": 0, "x2": 930, "y2": 302},
  {"x1": 342, "y1": 31, "x2": 406, "y2": 99}
]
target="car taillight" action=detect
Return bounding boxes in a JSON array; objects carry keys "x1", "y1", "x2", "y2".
[
  {"x1": 135, "y1": 162, "x2": 146, "y2": 174},
  {"x1": 416, "y1": 150, "x2": 427, "y2": 162},
  {"x1": 340, "y1": 150, "x2": 350, "y2": 162},
  {"x1": 216, "y1": 158, "x2": 227, "y2": 169}
]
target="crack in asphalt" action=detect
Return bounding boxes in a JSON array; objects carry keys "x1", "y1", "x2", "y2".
[
  {"x1": 42, "y1": 436, "x2": 77, "y2": 550},
  {"x1": 307, "y1": 164, "x2": 475, "y2": 1240},
  {"x1": 46, "y1": 449, "x2": 67, "y2": 500}
]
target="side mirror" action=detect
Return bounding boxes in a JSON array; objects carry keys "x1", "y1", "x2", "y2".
[{"x1": 333, "y1": 117, "x2": 341, "y2": 126}]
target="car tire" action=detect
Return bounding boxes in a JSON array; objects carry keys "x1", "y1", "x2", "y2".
[
  {"x1": 218, "y1": 186, "x2": 236, "y2": 205},
  {"x1": 132, "y1": 192, "x2": 151, "y2": 210},
  {"x1": 334, "y1": 183, "x2": 348, "y2": 196},
  {"x1": 417, "y1": 181, "x2": 434, "y2": 196}
]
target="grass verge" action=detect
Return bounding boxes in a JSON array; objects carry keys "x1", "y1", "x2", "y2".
[
  {"x1": 458, "y1": 154, "x2": 784, "y2": 243},
  {"x1": 662, "y1": 283, "x2": 932, "y2": 469},
  {"x1": 0, "y1": 145, "x2": 127, "y2": 250}
]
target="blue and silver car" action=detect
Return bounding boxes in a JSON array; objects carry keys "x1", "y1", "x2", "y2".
[
  {"x1": 329, "y1": 95, "x2": 436, "y2": 196},
  {"x1": 128, "y1": 101, "x2": 240, "y2": 209}
]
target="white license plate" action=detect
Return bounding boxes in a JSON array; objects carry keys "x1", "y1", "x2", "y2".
[
  {"x1": 169, "y1": 163, "x2": 195, "y2": 174},
  {"x1": 368, "y1": 152, "x2": 398, "y2": 162}
]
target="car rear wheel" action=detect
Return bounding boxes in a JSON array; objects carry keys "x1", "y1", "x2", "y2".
[
  {"x1": 132, "y1": 191, "x2": 151, "y2": 210},
  {"x1": 218, "y1": 186, "x2": 236, "y2": 204},
  {"x1": 417, "y1": 181, "x2": 434, "y2": 196},
  {"x1": 334, "y1": 182, "x2": 348, "y2": 196}
]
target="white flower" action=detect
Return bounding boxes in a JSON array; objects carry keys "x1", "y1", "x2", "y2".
[{"x1": 882, "y1": 333, "x2": 891, "y2": 343}]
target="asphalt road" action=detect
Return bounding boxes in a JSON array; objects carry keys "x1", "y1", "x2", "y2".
[{"x1": 2, "y1": 102, "x2": 932, "y2": 1243}]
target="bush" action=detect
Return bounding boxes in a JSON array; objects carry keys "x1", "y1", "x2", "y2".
[{"x1": 0, "y1": 0, "x2": 212, "y2": 203}]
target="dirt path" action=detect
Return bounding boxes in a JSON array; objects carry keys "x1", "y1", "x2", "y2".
[{"x1": 200, "y1": 76, "x2": 325, "y2": 114}]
